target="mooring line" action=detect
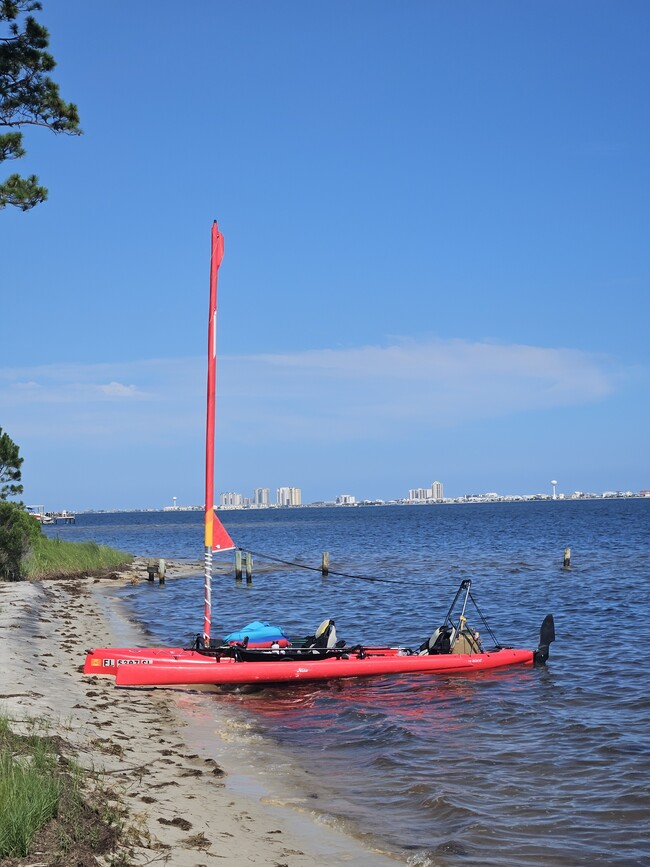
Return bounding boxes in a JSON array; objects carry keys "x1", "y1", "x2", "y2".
[{"x1": 242, "y1": 547, "x2": 418, "y2": 585}]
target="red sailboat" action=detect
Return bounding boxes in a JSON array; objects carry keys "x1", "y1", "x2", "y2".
[{"x1": 83, "y1": 224, "x2": 554, "y2": 688}]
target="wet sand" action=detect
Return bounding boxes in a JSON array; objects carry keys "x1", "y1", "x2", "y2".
[{"x1": 0, "y1": 560, "x2": 399, "y2": 866}]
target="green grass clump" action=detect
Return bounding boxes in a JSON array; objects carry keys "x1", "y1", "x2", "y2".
[
  {"x1": 0, "y1": 715, "x2": 62, "y2": 858},
  {"x1": 23, "y1": 535, "x2": 131, "y2": 579},
  {"x1": 0, "y1": 713, "x2": 125, "y2": 861}
]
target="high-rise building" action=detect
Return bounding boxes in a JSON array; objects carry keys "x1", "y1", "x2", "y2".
[
  {"x1": 253, "y1": 487, "x2": 270, "y2": 506},
  {"x1": 276, "y1": 486, "x2": 290, "y2": 506},
  {"x1": 336, "y1": 494, "x2": 356, "y2": 505},
  {"x1": 277, "y1": 486, "x2": 301, "y2": 507},
  {"x1": 220, "y1": 492, "x2": 243, "y2": 508},
  {"x1": 408, "y1": 482, "x2": 444, "y2": 502}
]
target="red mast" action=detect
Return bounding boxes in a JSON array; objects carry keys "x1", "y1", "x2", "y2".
[{"x1": 203, "y1": 221, "x2": 234, "y2": 645}]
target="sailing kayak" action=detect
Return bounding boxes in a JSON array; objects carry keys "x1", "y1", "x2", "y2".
[
  {"x1": 78, "y1": 229, "x2": 555, "y2": 694},
  {"x1": 111, "y1": 646, "x2": 534, "y2": 687},
  {"x1": 83, "y1": 582, "x2": 554, "y2": 687}
]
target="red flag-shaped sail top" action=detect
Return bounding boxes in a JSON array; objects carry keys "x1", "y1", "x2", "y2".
[{"x1": 211, "y1": 510, "x2": 234, "y2": 551}]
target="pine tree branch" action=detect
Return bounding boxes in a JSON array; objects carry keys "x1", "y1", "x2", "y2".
[{"x1": 1, "y1": 0, "x2": 80, "y2": 210}]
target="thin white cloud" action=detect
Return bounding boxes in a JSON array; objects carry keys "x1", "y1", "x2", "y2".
[
  {"x1": 11, "y1": 381, "x2": 43, "y2": 391},
  {"x1": 0, "y1": 358, "x2": 202, "y2": 441},
  {"x1": 0, "y1": 339, "x2": 621, "y2": 446},
  {"x1": 97, "y1": 381, "x2": 141, "y2": 398},
  {"x1": 222, "y1": 339, "x2": 618, "y2": 441},
  {"x1": 7, "y1": 380, "x2": 149, "y2": 405}
]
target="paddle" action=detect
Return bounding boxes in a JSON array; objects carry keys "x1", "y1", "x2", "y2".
[{"x1": 533, "y1": 614, "x2": 556, "y2": 665}]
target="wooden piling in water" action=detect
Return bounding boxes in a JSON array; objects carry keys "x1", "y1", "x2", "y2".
[
  {"x1": 563, "y1": 547, "x2": 571, "y2": 569},
  {"x1": 146, "y1": 558, "x2": 166, "y2": 583},
  {"x1": 245, "y1": 551, "x2": 252, "y2": 584},
  {"x1": 321, "y1": 552, "x2": 329, "y2": 577},
  {"x1": 235, "y1": 550, "x2": 242, "y2": 582}
]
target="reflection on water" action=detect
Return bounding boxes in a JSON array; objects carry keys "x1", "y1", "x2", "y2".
[{"x1": 50, "y1": 500, "x2": 650, "y2": 864}]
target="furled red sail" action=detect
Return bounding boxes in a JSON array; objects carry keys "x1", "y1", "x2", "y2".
[{"x1": 203, "y1": 221, "x2": 234, "y2": 643}]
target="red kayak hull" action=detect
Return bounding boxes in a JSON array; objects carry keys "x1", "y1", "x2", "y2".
[
  {"x1": 111, "y1": 647, "x2": 534, "y2": 687},
  {"x1": 83, "y1": 641, "x2": 291, "y2": 676}
]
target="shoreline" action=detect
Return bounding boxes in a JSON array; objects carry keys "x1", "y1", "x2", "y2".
[
  {"x1": 70, "y1": 493, "x2": 650, "y2": 515},
  {"x1": 0, "y1": 560, "x2": 400, "y2": 866}
]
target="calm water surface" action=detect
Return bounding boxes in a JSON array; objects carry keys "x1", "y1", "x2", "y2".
[{"x1": 47, "y1": 501, "x2": 650, "y2": 864}]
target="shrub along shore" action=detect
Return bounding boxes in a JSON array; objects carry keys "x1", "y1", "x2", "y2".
[{"x1": 0, "y1": 501, "x2": 131, "y2": 581}]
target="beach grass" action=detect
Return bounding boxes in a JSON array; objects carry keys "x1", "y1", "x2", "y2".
[
  {"x1": 0, "y1": 714, "x2": 65, "y2": 857},
  {"x1": 23, "y1": 535, "x2": 132, "y2": 580},
  {"x1": 0, "y1": 712, "x2": 125, "y2": 861}
]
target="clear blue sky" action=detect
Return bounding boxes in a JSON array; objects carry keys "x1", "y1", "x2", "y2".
[{"x1": 2, "y1": 0, "x2": 648, "y2": 510}]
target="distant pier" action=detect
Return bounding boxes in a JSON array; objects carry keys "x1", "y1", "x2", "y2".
[
  {"x1": 44, "y1": 511, "x2": 76, "y2": 524},
  {"x1": 28, "y1": 506, "x2": 75, "y2": 525}
]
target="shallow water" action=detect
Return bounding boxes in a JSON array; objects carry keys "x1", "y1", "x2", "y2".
[{"x1": 48, "y1": 500, "x2": 650, "y2": 864}]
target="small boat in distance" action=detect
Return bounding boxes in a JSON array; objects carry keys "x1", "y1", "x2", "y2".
[
  {"x1": 83, "y1": 222, "x2": 555, "y2": 690},
  {"x1": 27, "y1": 505, "x2": 54, "y2": 524}
]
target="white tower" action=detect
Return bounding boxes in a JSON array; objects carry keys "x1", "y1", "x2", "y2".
[
  {"x1": 551, "y1": 481, "x2": 557, "y2": 500},
  {"x1": 172, "y1": 496, "x2": 177, "y2": 509}
]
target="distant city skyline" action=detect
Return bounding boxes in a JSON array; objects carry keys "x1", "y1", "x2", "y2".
[
  {"x1": 156, "y1": 480, "x2": 650, "y2": 513},
  {"x1": 154, "y1": 485, "x2": 650, "y2": 515},
  {"x1": 219, "y1": 486, "x2": 302, "y2": 509}
]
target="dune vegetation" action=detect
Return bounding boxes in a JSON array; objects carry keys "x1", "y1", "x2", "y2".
[
  {"x1": 0, "y1": 501, "x2": 131, "y2": 581},
  {"x1": 23, "y1": 534, "x2": 131, "y2": 580},
  {"x1": 0, "y1": 712, "x2": 123, "y2": 861}
]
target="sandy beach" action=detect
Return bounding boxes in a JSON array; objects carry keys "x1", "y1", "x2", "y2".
[{"x1": 0, "y1": 560, "x2": 400, "y2": 866}]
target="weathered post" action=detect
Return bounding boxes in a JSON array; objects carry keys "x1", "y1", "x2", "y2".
[
  {"x1": 563, "y1": 547, "x2": 571, "y2": 569},
  {"x1": 235, "y1": 549, "x2": 243, "y2": 582},
  {"x1": 245, "y1": 551, "x2": 253, "y2": 584},
  {"x1": 146, "y1": 558, "x2": 158, "y2": 582},
  {"x1": 158, "y1": 558, "x2": 166, "y2": 584},
  {"x1": 321, "y1": 552, "x2": 329, "y2": 577}
]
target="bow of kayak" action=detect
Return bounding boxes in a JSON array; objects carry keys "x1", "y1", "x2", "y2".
[{"x1": 83, "y1": 637, "x2": 296, "y2": 676}]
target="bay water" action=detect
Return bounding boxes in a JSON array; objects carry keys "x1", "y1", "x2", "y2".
[{"x1": 46, "y1": 500, "x2": 650, "y2": 864}]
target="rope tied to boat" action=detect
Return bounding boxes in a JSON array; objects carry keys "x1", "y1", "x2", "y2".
[
  {"x1": 231, "y1": 552, "x2": 505, "y2": 648},
  {"x1": 241, "y1": 547, "x2": 406, "y2": 584}
]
